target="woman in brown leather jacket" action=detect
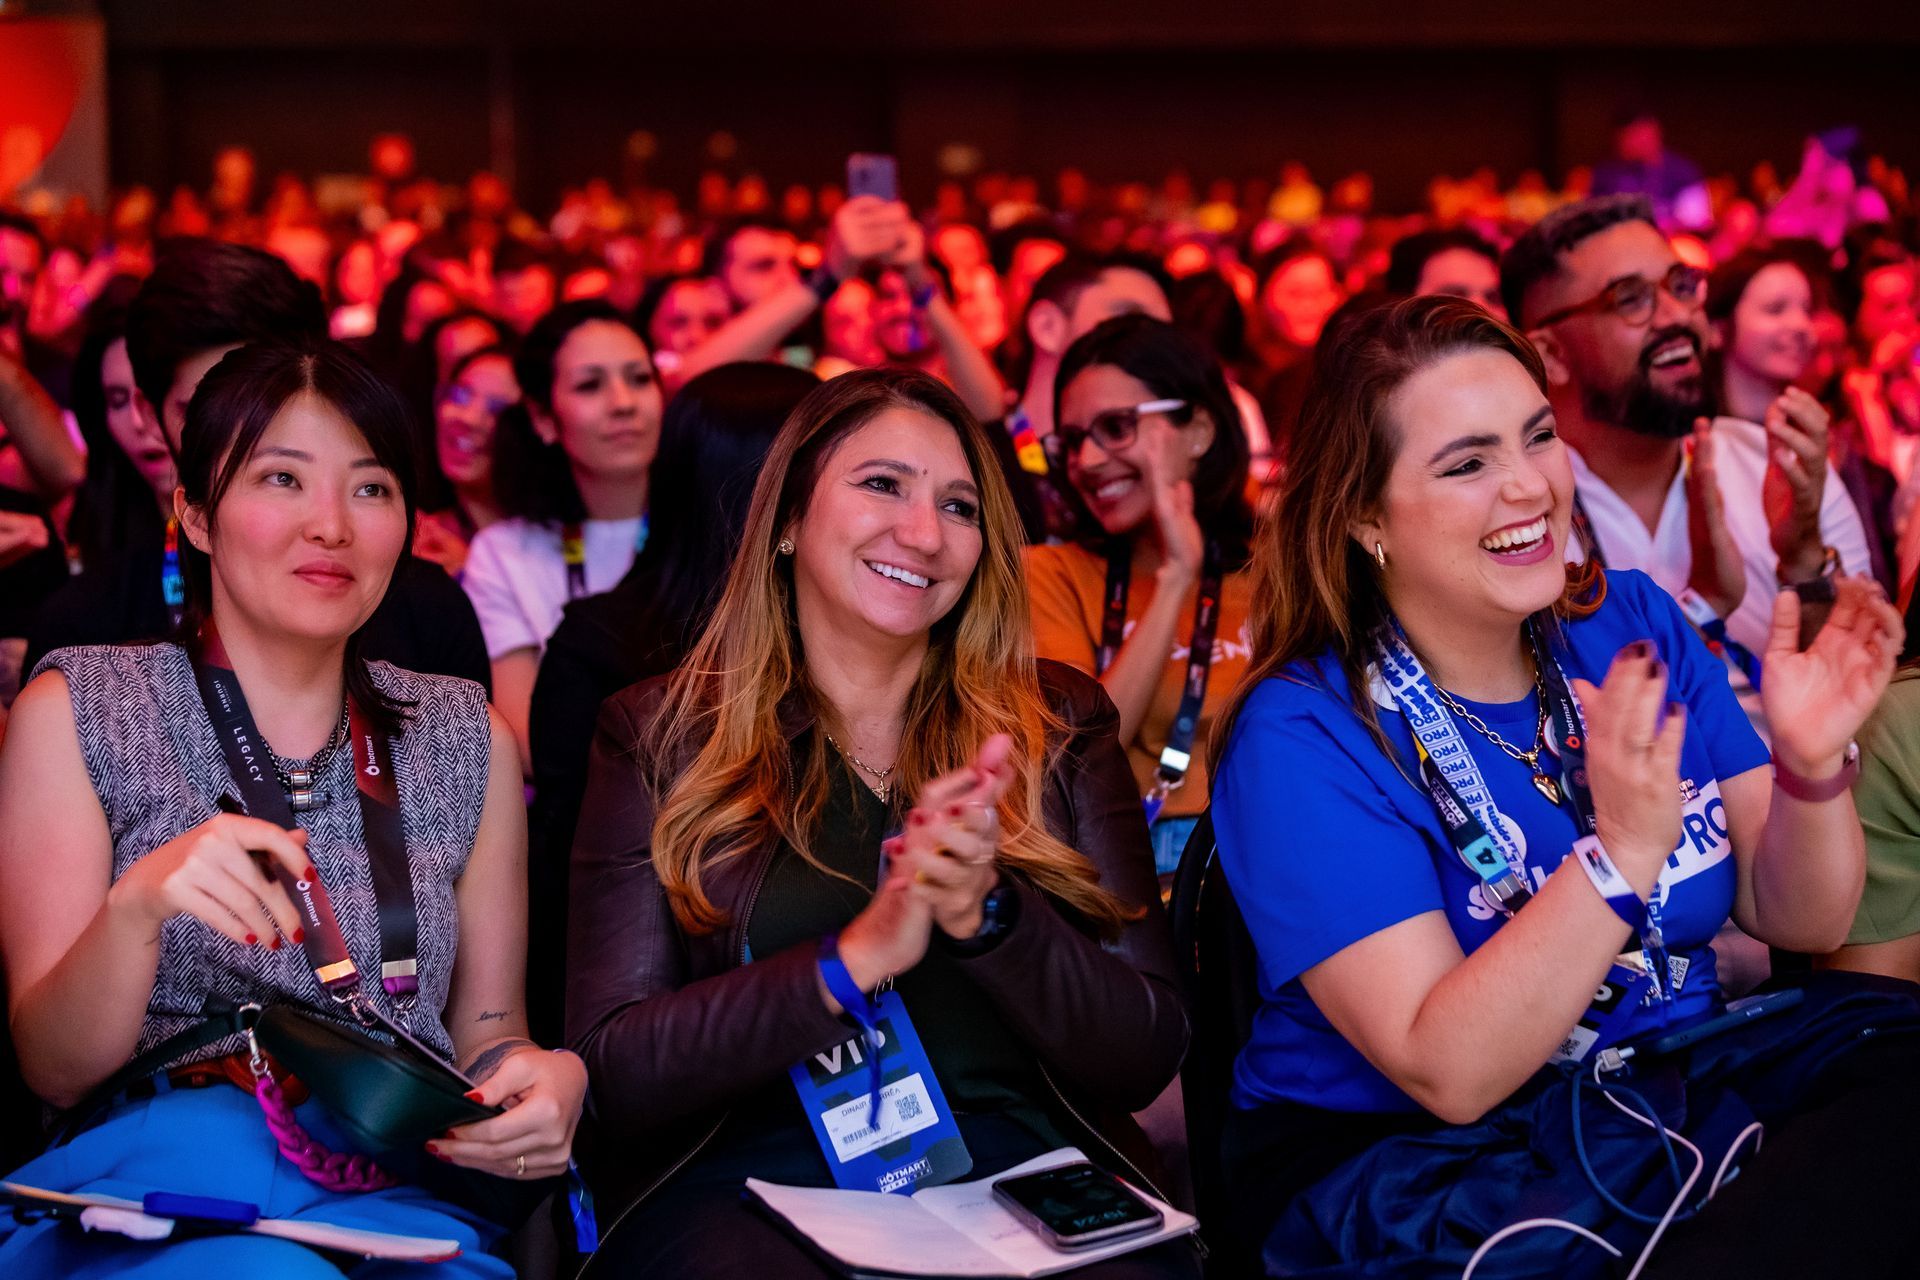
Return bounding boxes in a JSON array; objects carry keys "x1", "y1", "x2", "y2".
[{"x1": 566, "y1": 368, "x2": 1194, "y2": 1276}]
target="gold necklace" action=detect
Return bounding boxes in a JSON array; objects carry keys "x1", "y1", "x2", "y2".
[
  {"x1": 823, "y1": 732, "x2": 895, "y2": 802},
  {"x1": 1430, "y1": 663, "x2": 1563, "y2": 806}
]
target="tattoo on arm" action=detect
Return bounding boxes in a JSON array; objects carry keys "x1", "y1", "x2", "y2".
[
  {"x1": 463, "y1": 1037, "x2": 537, "y2": 1085},
  {"x1": 477, "y1": 1009, "x2": 511, "y2": 1022}
]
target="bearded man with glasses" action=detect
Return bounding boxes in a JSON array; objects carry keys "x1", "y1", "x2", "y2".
[{"x1": 1501, "y1": 195, "x2": 1872, "y2": 707}]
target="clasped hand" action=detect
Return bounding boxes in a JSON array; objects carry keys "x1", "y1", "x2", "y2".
[{"x1": 832, "y1": 734, "x2": 1016, "y2": 995}]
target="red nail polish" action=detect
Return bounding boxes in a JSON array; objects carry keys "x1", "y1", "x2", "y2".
[
  {"x1": 244, "y1": 933, "x2": 258, "y2": 946},
  {"x1": 464, "y1": 1089, "x2": 484, "y2": 1102},
  {"x1": 303, "y1": 866, "x2": 317, "y2": 881},
  {"x1": 909, "y1": 810, "x2": 928, "y2": 826},
  {"x1": 292, "y1": 927, "x2": 306, "y2": 945},
  {"x1": 268, "y1": 936, "x2": 282, "y2": 951},
  {"x1": 946, "y1": 804, "x2": 962, "y2": 818}
]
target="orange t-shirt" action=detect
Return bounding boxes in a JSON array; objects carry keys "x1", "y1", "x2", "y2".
[{"x1": 1024, "y1": 542, "x2": 1254, "y2": 820}]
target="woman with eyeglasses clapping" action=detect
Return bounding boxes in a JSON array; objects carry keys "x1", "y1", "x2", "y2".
[{"x1": 1024, "y1": 315, "x2": 1256, "y2": 878}]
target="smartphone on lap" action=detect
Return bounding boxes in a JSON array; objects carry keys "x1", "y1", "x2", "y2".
[{"x1": 991, "y1": 1162, "x2": 1164, "y2": 1251}]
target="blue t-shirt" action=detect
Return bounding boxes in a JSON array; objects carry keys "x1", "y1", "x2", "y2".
[{"x1": 1213, "y1": 570, "x2": 1770, "y2": 1114}]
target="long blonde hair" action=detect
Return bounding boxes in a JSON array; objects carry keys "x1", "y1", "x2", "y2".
[{"x1": 646, "y1": 368, "x2": 1136, "y2": 940}]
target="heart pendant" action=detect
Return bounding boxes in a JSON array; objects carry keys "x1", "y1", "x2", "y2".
[{"x1": 1531, "y1": 773, "x2": 1563, "y2": 806}]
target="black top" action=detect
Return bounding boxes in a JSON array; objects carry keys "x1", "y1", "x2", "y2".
[
  {"x1": 0, "y1": 485, "x2": 66, "y2": 639},
  {"x1": 738, "y1": 754, "x2": 1066, "y2": 1148},
  {"x1": 23, "y1": 549, "x2": 493, "y2": 691},
  {"x1": 524, "y1": 566, "x2": 689, "y2": 1045}
]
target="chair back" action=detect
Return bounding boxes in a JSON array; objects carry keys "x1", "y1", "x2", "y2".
[{"x1": 1167, "y1": 810, "x2": 1266, "y2": 1277}]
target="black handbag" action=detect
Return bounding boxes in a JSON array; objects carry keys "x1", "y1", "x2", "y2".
[{"x1": 253, "y1": 1001, "x2": 499, "y2": 1154}]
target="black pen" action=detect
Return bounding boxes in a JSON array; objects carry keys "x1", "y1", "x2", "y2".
[{"x1": 217, "y1": 793, "x2": 291, "y2": 939}]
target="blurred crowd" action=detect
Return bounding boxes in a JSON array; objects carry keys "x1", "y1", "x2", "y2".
[{"x1": 5, "y1": 110, "x2": 1920, "y2": 686}]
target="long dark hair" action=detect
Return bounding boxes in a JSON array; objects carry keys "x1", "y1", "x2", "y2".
[
  {"x1": 1053, "y1": 313, "x2": 1255, "y2": 568},
  {"x1": 491, "y1": 299, "x2": 649, "y2": 525},
  {"x1": 623, "y1": 361, "x2": 819, "y2": 663},
  {"x1": 1209, "y1": 295, "x2": 1603, "y2": 775},
  {"x1": 66, "y1": 278, "x2": 167, "y2": 568},
  {"x1": 177, "y1": 338, "x2": 420, "y2": 733}
]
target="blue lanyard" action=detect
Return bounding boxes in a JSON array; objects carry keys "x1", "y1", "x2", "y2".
[
  {"x1": 1375, "y1": 623, "x2": 1533, "y2": 913},
  {"x1": 816, "y1": 936, "x2": 884, "y2": 1129},
  {"x1": 1376, "y1": 620, "x2": 1675, "y2": 1002}
]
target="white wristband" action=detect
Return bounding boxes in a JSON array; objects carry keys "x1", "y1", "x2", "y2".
[{"x1": 1571, "y1": 835, "x2": 1649, "y2": 930}]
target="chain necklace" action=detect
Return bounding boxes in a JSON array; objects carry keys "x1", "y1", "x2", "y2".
[
  {"x1": 1430, "y1": 657, "x2": 1563, "y2": 806},
  {"x1": 823, "y1": 732, "x2": 896, "y2": 803},
  {"x1": 270, "y1": 700, "x2": 352, "y2": 813}
]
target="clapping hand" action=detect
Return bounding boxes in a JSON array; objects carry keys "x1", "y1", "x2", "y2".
[
  {"x1": 1761, "y1": 576, "x2": 1903, "y2": 777},
  {"x1": 889, "y1": 734, "x2": 1015, "y2": 939},
  {"x1": 1685, "y1": 419, "x2": 1747, "y2": 621},
  {"x1": 1143, "y1": 421, "x2": 1205, "y2": 587},
  {"x1": 1762, "y1": 387, "x2": 1833, "y2": 580},
  {"x1": 1570, "y1": 643, "x2": 1688, "y2": 896}
]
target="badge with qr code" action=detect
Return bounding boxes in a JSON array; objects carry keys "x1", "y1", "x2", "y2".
[{"x1": 788, "y1": 990, "x2": 972, "y2": 1193}]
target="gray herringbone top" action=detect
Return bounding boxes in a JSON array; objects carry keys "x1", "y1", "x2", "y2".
[{"x1": 37, "y1": 643, "x2": 490, "y2": 1068}]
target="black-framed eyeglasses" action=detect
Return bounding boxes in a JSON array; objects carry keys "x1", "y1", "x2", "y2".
[
  {"x1": 1045, "y1": 398, "x2": 1188, "y2": 466},
  {"x1": 1532, "y1": 263, "x2": 1708, "y2": 329}
]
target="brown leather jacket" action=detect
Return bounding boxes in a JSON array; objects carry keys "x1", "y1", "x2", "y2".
[{"x1": 565, "y1": 659, "x2": 1190, "y2": 1225}]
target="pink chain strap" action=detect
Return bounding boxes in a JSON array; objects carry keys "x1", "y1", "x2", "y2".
[{"x1": 250, "y1": 1056, "x2": 399, "y2": 1193}]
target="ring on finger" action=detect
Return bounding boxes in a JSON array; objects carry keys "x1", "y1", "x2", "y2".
[{"x1": 515, "y1": 1155, "x2": 525, "y2": 1178}]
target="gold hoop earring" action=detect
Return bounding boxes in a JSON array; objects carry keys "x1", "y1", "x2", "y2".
[
  {"x1": 1374, "y1": 542, "x2": 1388, "y2": 570},
  {"x1": 777, "y1": 538, "x2": 795, "y2": 556}
]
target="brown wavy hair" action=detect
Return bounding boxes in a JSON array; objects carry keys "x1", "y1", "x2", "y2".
[
  {"x1": 646, "y1": 367, "x2": 1137, "y2": 939},
  {"x1": 1210, "y1": 295, "x2": 1605, "y2": 774}
]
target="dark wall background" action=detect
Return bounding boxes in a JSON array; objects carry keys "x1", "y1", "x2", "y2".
[{"x1": 92, "y1": 0, "x2": 1920, "y2": 213}]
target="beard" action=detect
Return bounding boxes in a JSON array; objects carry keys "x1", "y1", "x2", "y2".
[{"x1": 1582, "y1": 327, "x2": 1713, "y2": 439}]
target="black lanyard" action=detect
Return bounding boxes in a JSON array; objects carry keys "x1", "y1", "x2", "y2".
[
  {"x1": 189, "y1": 625, "x2": 421, "y2": 1007},
  {"x1": 1094, "y1": 541, "x2": 1224, "y2": 819}
]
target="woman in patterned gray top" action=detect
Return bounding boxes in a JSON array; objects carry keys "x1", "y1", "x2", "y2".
[{"x1": 0, "y1": 339, "x2": 586, "y2": 1277}]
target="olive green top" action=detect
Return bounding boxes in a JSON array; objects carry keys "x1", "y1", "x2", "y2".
[{"x1": 1849, "y1": 671, "x2": 1920, "y2": 945}]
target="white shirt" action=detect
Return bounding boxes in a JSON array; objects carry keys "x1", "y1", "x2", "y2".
[
  {"x1": 1567, "y1": 417, "x2": 1872, "y2": 656},
  {"x1": 461, "y1": 516, "x2": 646, "y2": 660}
]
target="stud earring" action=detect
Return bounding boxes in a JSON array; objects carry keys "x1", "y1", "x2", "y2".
[
  {"x1": 1374, "y1": 542, "x2": 1388, "y2": 570},
  {"x1": 777, "y1": 538, "x2": 795, "y2": 555}
]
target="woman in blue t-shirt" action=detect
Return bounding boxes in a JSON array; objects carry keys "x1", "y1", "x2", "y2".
[{"x1": 1209, "y1": 296, "x2": 1913, "y2": 1276}]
